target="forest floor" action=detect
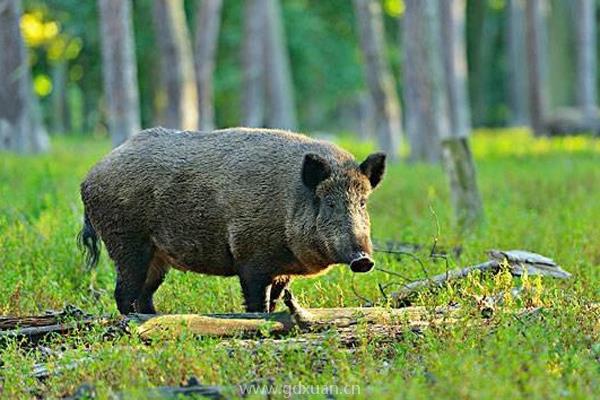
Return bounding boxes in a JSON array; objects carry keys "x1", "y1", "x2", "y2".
[{"x1": 1, "y1": 129, "x2": 600, "y2": 399}]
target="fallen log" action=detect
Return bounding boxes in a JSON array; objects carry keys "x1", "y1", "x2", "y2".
[
  {"x1": 391, "y1": 250, "x2": 571, "y2": 305},
  {"x1": 135, "y1": 291, "x2": 461, "y2": 340}
]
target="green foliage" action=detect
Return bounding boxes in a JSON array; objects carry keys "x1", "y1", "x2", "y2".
[{"x1": 1, "y1": 131, "x2": 599, "y2": 398}]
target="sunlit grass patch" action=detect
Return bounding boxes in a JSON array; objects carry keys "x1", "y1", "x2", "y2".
[{"x1": 472, "y1": 127, "x2": 600, "y2": 158}]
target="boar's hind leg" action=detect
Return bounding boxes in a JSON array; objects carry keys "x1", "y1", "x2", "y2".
[
  {"x1": 238, "y1": 268, "x2": 272, "y2": 313},
  {"x1": 135, "y1": 257, "x2": 168, "y2": 314},
  {"x1": 109, "y1": 237, "x2": 155, "y2": 315},
  {"x1": 269, "y1": 276, "x2": 291, "y2": 312}
]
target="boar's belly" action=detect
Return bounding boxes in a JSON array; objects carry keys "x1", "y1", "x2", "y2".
[{"x1": 153, "y1": 242, "x2": 236, "y2": 277}]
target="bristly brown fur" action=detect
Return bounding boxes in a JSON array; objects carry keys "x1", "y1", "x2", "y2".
[{"x1": 80, "y1": 127, "x2": 385, "y2": 314}]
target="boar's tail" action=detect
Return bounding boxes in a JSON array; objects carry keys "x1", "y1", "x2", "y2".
[{"x1": 77, "y1": 212, "x2": 100, "y2": 269}]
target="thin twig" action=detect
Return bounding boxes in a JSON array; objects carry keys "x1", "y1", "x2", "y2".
[
  {"x1": 374, "y1": 266, "x2": 412, "y2": 282},
  {"x1": 351, "y1": 273, "x2": 373, "y2": 306},
  {"x1": 373, "y1": 248, "x2": 431, "y2": 281}
]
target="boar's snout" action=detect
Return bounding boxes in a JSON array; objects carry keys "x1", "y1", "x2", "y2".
[{"x1": 349, "y1": 251, "x2": 375, "y2": 273}]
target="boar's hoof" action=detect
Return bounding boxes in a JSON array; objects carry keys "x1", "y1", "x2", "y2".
[{"x1": 350, "y1": 255, "x2": 375, "y2": 273}]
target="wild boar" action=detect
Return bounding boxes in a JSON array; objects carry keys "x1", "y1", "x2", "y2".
[{"x1": 79, "y1": 127, "x2": 386, "y2": 314}]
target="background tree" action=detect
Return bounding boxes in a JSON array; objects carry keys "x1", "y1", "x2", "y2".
[
  {"x1": 575, "y1": 0, "x2": 597, "y2": 124},
  {"x1": 153, "y1": 0, "x2": 198, "y2": 131},
  {"x1": 547, "y1": 0, "x2": 575, "y2": 110},
  {"x1": 0, "y1": 0, "x2": 49, "y2": 153},
  {"x1": 50, "y1": 56, "x2": 67, "y2": 134},
  {"x1": 195, "y1": 0, "x2": 223, "y2": 132},
  {"x1": 263, "y1": 0, "x2": 297, "y2": 130},
  {"x1": 402, "y1": 0, "x2": 443, "y2": 162},
  {"x1": 403, "y1": 0, "x2": 483, "y2": 232},
  {"x1": 98, "y1": 0, "x2": 140, "y2": 147},
  {"x1": 505, "y1": 0, "x2": 529, "y2": 125},
  {"x1": 440, "y1": 0, "x2": 471, "y2": 139},
  {"x1": 525, "y1": 0, "x2": 547, "y2": 136},
  {"x1": 241, "y1": 0, "x2": 266, "y2": 128},
  {"x1": 439, "y1": 0, "x2": 484, "y2": 232},
  {"x1": 353, "y1": 0, "x2": 402, "y2": 161}
]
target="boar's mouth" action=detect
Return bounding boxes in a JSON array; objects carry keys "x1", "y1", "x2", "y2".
[{"x1": 348, "y1": 252, "x2": 375, "y2": 273}]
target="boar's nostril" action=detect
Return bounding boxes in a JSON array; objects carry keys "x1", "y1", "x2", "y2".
[{"x1": 349, "y1": 256, "x2": 374, "y2": 273}]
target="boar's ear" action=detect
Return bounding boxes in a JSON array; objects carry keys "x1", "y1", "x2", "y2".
[
  {"x1": 359, "y1": 152, "x2": 386, "y2": 189},
  {"x1": 302, "y1": 153, "x2": 332, "y2": 191}
]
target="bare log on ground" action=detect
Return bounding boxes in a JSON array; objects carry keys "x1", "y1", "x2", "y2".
[
  {"x1": 134, "y1": 291, "x2": 461, "y2": 340},
  {"x1": 0, "y1": 304, "x2": 459, "y2": 344},
  {"x1": 391, "y1": 250, "x2": 571, "y2": 305}
]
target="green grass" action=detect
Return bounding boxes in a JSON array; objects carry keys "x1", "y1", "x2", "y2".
[{"x1": 1, "y1": 130, "x2": 600, "y2": 399}]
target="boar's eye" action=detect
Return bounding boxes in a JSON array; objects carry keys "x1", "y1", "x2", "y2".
[
  {"x1": 325, "y1": 197, "x2": 335, "y2": 209},
  {"x1": 359, "y1": 198, "x2": 367, "y2": 209}
]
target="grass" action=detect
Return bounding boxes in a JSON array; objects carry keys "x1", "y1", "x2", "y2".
[{"x1": 1, "y1": 129, "x2": 599, "y2": 399}]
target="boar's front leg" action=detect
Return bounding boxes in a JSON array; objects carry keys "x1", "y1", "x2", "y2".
[{"x1": 238, "y1": 268, "x2": 272, "y2": 312}]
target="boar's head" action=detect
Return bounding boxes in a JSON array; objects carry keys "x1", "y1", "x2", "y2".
[{"x1": 302, "y1": 152, "x2": 386, "y2": 273}]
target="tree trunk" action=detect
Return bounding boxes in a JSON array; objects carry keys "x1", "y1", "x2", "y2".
[
  {"x1": 440, "y1": 136, "x2": 484, "y2": 232},
  {"x1": 98, "y1": 0, "x2": 141, "y2": 147},
  {"x1": 353, "y1": 0, "x2": 402, "y2": 161},
  {"x1": 466, "y1": 0, "x2": 487, "y2": 127},
  {"x1": 51, "y1": 60, "x2": 67, "y2": 134},
  {"x1": 505, "y1": 0, "x2": 529, "y2": 125},
  {"x1": 525, "y1": 0, "x2": 547, "y2": 136},
  {"x1": 439, "y1": 0, "x2": 484, "y2": 233},
  {"x1": 403, "y1": 0, "x2": 483, "y2": 232},
  {"x1": 439, "y1": 0, "x2": 471, "y2": 138},
  {"x1": 152, "y1": 0, "x2": 198, "y2": 131},
  {"x1": 0, "y1": 0, "x2": 50, "y2": 153},
  {"x1": 195, "y1": 0, "x2": 223, "y2": 131},
  {"x1": 402, "y1": 0, "x2": 445, "y2": 162},
  {"x1": 575, "y1": 0, "x2": 597, "y2": 123},
  {"x1": 547, "y1": 0, "x2": 575, "y2": 110},
  {"x1": 358, "y1": 90, "x2": 376, "y2": 141},
  {"x1": 263, "y1": 0, "x2": 297, "y2": 130},
  {"x1": 241, "y1": 0, "x2": 266, "y2": 128}
]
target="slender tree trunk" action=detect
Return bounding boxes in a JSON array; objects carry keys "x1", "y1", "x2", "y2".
[
  {"x1": 402, "y1": 0, "x2": 444, "y2": 162},
  {"x1": 353, "y1": 0, "x2": 402, "y2": 161},
  {"x1": 547, "y1": 0, "x2": 575, "y2": 109},
  {"x1": 67, "y1": 83, "x2": 84, "y2": 133},
  {"x1": 51, "y1": 60, "x2": 67, "y2": 134},
  {"x1": 439, "y1": 0, "x2": 484, "y2": 233},
  {"x1": 404, "y1": 0, "x2": 483, "y2": 232},
  {"x1": 241, "y1": 0, "x2": 266, "y2": 128},
  {"x1": 440, "y1": 136, "x2": 484, "y2": 233},
  {"x1": 506, "y1": 0, "x2": 529, "y2": 125},
  {"x1": 466, "y1": 0, "x2": 486, "y2": 127},
  {"x1": 358, "y1": 90, "x2": 376, "y2": 141},
  {"x1": 439, "y1": 0, "x2": 471, "y2": 138},
  {"x1": 575, "y1": 0, "x2": 597, "y2": 123},
  {"x1": 0, "y1": 0, "x2": 49, "y2": 153},
  {"x1": 195, "y1": 0, "x2": 223, "y2": 131},
  {"x1": 98, "y1": 0, "x2": 141, "y2": 147},
  {"x1": 263, "y1": 0, "x2": 297, "y2": 130},
  {"x1": 153, "y1": 0, "x2": 198, "y2": 131},
  {"x1": 525, "y1": 0, "x2": 547, "y2": 136}
]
